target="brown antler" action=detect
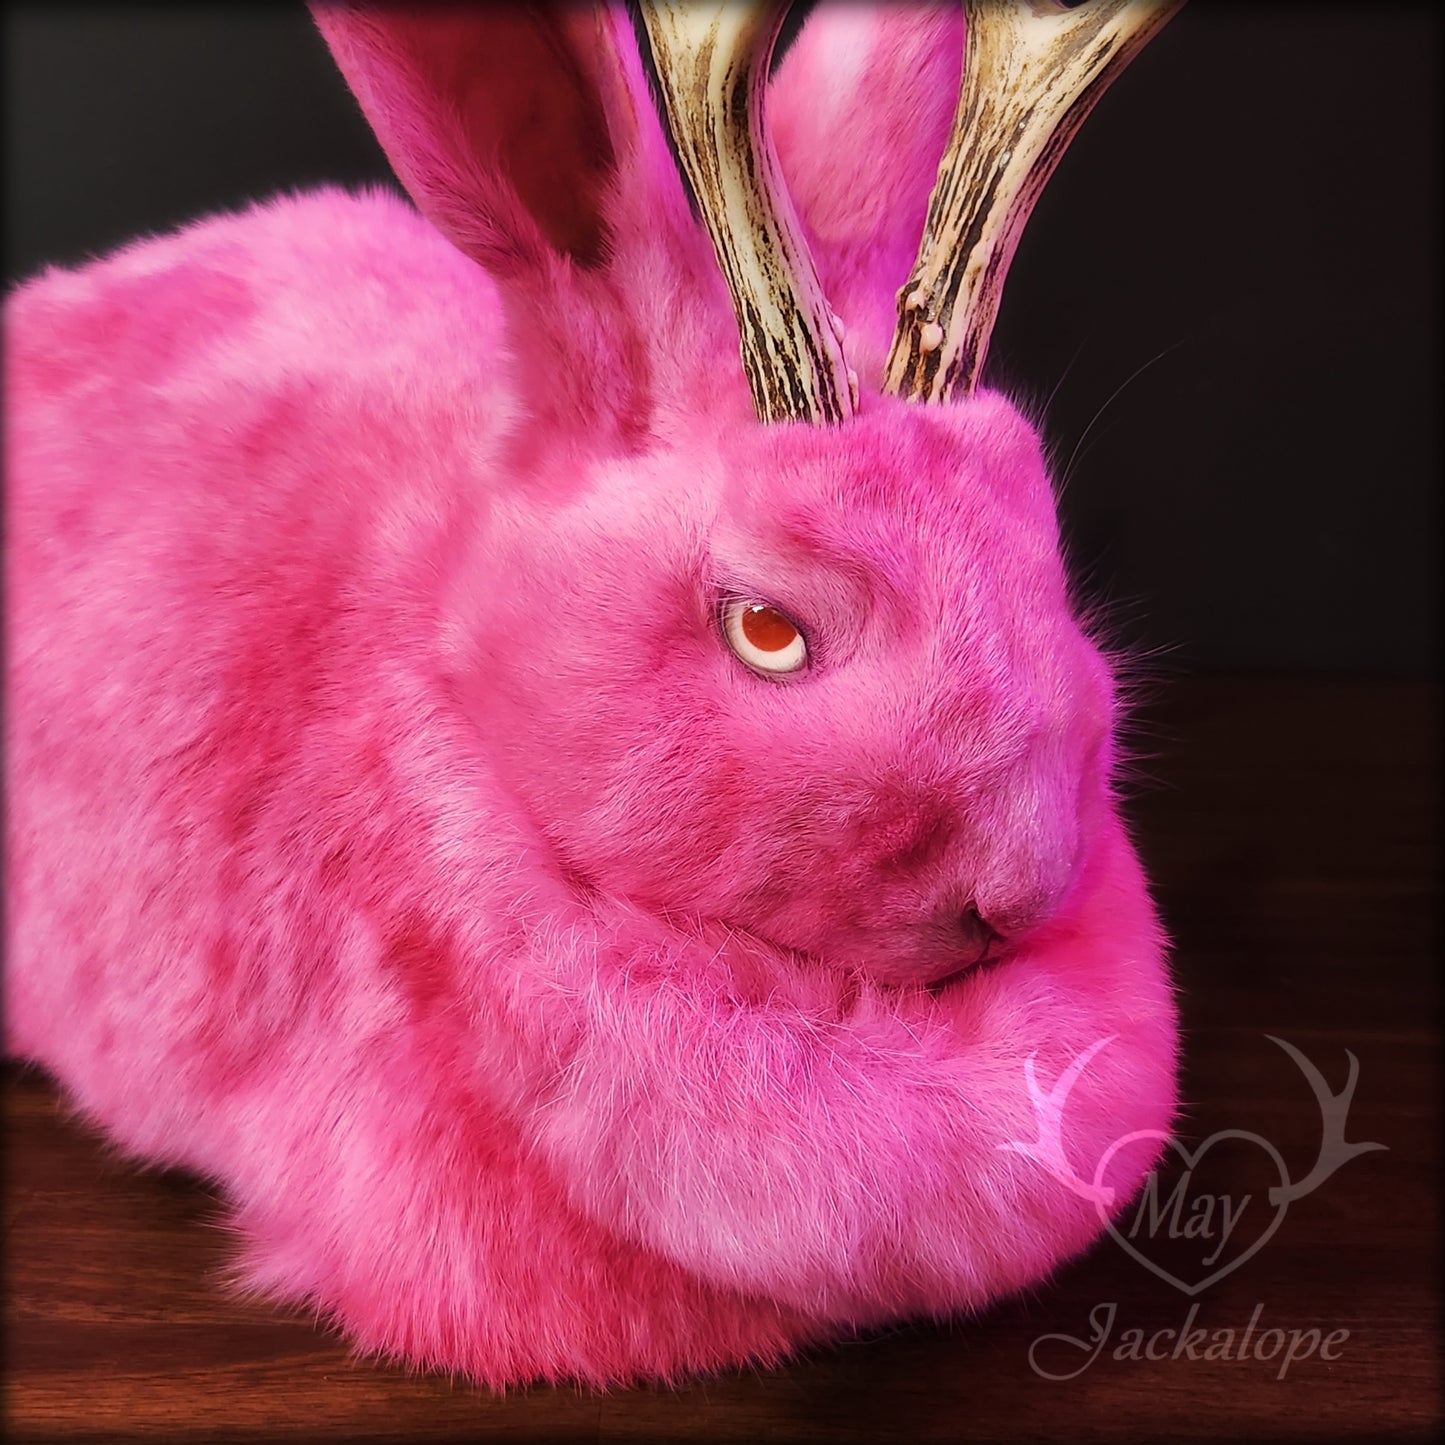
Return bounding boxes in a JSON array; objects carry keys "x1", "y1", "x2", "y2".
[
  {"x1": 639, "y1": 1, "x2": 856, "y2": 424},
  {"x1": 884, "y1": 0, "x2": 1183, "y2": 403}
]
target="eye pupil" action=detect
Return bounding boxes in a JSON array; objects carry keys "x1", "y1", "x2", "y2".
[
  {"x1": 739, "y1": 604, "x2": 798, "y2": 653},
  {"x1": 723, "y1": 598, "x2": 808, "y2": 677}
]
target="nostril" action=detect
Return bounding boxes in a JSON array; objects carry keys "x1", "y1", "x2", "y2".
[{"x1": 958, "y1": 904, "x2": 1005, "y2": 957}]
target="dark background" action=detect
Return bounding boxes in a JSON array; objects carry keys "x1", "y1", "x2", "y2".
[{"x1": 5, "y1": 3, "x2": 1438, "y2": 678}]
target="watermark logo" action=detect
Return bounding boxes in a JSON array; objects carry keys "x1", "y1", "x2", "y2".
[
  {"x1": 1000, "y1": 1034, "x2": 1387, "y2": 1296},
  {"x1": 1002, "y1": 1034, "x2": 1388, "y2": 1380},
  {"x1": 1027, "y1": 1300, "x2": 1353, "y2": 1382}
]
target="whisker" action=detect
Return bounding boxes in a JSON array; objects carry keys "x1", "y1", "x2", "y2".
[
  {"x1": 1041, "y1": 336, "x2": 1088, "y2": 424},
  {"x1": 1059, "y1": 336, "x2": 1188, "y2": 491}
]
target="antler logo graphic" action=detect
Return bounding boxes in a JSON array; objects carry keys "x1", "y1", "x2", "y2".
[
  {"x1": 1000, "y1": 1035, "x2": 1387, "y2": 1294},
  {"x1": 997, "y1": 1034, "x2": 1125, "y2": 1210},
  {"x1": 1261, "y1": 1036, "x2": 1389, "y2": 1206}
]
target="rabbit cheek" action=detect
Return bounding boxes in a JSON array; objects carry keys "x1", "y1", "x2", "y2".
[{"x1": 709, "y1": 791, "x2": 974, "y2": 982}]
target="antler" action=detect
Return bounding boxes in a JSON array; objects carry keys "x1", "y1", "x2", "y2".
[
  {"x1": 639, "y1": 1, "x2": 856, "y2": 425},
  {"x1": 884, "y1": 0, "x2": 1183, "y2": 402},
  {"x1": 1266, "y1": 1037, "x2": 1388, "y2": 1207}
]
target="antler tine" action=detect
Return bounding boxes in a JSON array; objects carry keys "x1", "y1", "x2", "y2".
[
  {"x1": 640, "y1": 1, "x2": 855, "y2": 425},
  {"x1": 1266, "y1": 1037, "x2": 1388, "y2": 1207},
  {"x1": 884, "y1": 0, "x2": 1183, "y2": 403}
]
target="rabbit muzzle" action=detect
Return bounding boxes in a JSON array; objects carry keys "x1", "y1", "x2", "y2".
[{"x1": 860, "y1": 761, "x2": 1101, "y2": 984}]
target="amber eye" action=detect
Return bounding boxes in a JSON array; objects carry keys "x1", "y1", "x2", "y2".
[{"x1": 722, "y1": 600, "x2": 808, "y2": 676}]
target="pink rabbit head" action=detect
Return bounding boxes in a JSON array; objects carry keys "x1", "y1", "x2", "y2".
[
  {"x1": 313, "y1": 2, "x2": 1158, "y2": 986},
  {"x1": 443, "y1": 394, "x2": 1114, "y2": 986}
]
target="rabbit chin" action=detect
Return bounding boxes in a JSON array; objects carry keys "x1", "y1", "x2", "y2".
[
  {"x1": 799, "y1": 928, "x2": 999, "y2": 990},
  {"x1": 670, "y1": 870, "x2": 1022, "y2": 989}
]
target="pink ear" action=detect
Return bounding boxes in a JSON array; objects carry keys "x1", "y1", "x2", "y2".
[
  {"x1": 768, "y1": 3, "x2": 964, "y2": 387},
  {"x1": 309, "y1": 2, "x2": 639, "y2": 273}
]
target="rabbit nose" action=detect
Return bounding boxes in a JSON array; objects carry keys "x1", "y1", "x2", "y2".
[{"x1": 957, "y1": 905, "x2": 1005, "y2": 962}]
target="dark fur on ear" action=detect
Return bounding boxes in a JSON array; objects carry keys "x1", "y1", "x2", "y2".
[{"x1": 312, "y1": 3, "x2": 632, "y2": 269}]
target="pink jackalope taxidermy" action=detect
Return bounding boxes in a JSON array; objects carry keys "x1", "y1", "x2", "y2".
[{"x1": 6, "y1": 0, "x2": 1183, "y2": 1387}]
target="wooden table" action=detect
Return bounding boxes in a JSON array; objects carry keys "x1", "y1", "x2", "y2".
[{"x1": 6, "y1": 676, "x2": 1438, "y2": 1442}]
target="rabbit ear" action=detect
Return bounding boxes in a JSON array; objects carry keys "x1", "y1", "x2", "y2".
[
  {"x1": 309, "y1": 3, "x2": 644, "y2": 275},
  {"x1": 310, "y1": 3, "x2": 701, "y2": 446},
  {"x1": 771, "y1": 2, "x2": 1181, "y2": 400},
  {"x1": 767, "y1": 4, "x2": 966, "y2": 391}
]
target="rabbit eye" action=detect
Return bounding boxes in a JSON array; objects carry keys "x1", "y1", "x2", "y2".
[{"x1": 723, "y1": 600, "x2": 808, "y2": 677}]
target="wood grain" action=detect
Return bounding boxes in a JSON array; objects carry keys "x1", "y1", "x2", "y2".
[{"x1": 6, "y1": 675, "x2": 1439, "y2": 1442}]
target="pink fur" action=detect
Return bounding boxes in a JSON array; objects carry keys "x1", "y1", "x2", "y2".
[{"x1": 4, "y1": 3, "x2": 1177, "y2": 1387}]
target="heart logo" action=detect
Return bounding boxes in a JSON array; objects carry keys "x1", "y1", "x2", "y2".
[{"x1": 1093, "y1": 1129, "x2": 1291, "y2": 1296}]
